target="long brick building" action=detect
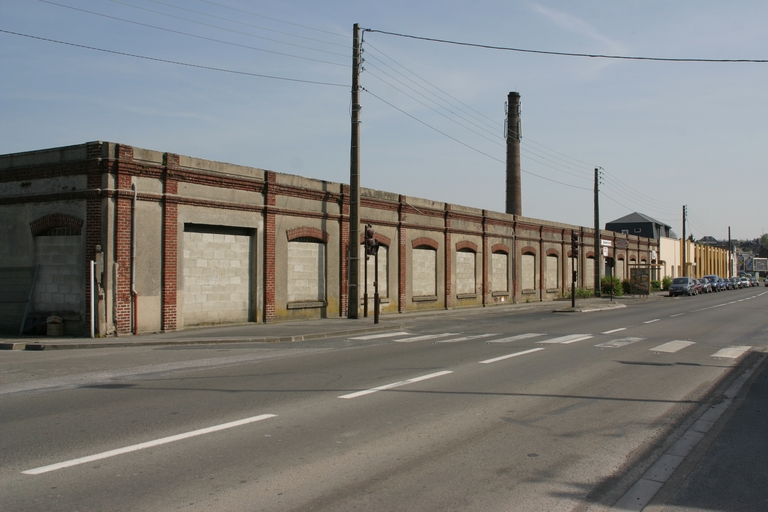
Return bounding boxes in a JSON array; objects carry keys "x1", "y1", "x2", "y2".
[{"x1": 0, "y1": 142, "x2": 658, "y2": 336}]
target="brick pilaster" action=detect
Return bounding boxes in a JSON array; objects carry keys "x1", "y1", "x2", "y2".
[
  {"x1": 84, "y1": 143, "x2": 103, "y2": 331},
  {"x1": 340, "y1": 184, "x2": 350, "y2": 318},
  {"x1": 482, "y1": 211, "x2": 489, "y2": 307},
  {"x1": 264, "y1": 171, "x2": 276, "y2": 323},
  {"x1": 161, "y1": 153, "x2": 179, "y2": 331},
  {"x1": 114, "y1": 144, "x2": 134, "y2": 334},
  {"x1": 444, "y1": 205, "x2": 452, "y2": 310},
  {"x1": 398, "y1": 195, "x2": 407, "y2": 312}
]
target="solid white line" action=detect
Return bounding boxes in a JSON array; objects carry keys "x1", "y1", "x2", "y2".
[
  {"x1": 643, "y1": 319, "x2": 660, "y2": 324},
  {"x1": 435, "y1": 333, "x2": 499, "y2": 343},
  {"x1": 349, "y1": 331, "x2": 410, "y2": 340},
  {"x1": 486, "y1": 333, "x2": 545, "y2": 343},
  {"x1": 651, "y1": 340, "x2": 695, "y2": 353},
  {"x1": 711, "y1": 346, "x2": 751, "y2": 359},
  {"x1": 338, "y1": 371, "x2": 453, "y2": 399},
  {"x1": 394, "y1": 333, "x2": 459, "y2": 342},
  {"x1": 22, "y1": 414, "x2": 277, "y2": 475},
  {"x1": 602, "y1": 328, "x2": 626, "y2": 334},
  {"x1": 538, "y1": 334, "x2": 592, "y2": 344},
  {"x1": 480, "y1": 347, "x2": 545, "y2": 364}
]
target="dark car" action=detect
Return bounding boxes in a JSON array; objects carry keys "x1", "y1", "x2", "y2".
[
  {"x1": 704, "y1": 275, "x2": 721, "y2": 292},
  {"x1": 730, "y1": 277, "x2": 741, "y2": 289},
  {"x1": 669, "y1": 277, "x2": 697, "y2": 296}
]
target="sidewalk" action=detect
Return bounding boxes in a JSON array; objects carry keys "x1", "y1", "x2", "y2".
[{"x1": 0, "y1": 295, "x2": 632, "y2": 350}]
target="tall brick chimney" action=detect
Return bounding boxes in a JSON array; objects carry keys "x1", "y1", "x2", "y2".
[{"x1": 506, "y1": 91, "x2": 522, "y2": 216}]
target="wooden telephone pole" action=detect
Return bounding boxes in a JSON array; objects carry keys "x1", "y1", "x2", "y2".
[{"x1": 348, "y1": 23, "x2": 362, "y2": 318}]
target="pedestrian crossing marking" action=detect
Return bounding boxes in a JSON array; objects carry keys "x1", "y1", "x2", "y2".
[
  {"x1": 538, "y1": 334, "x2": 593, "y2": 344},
  {"x1": 486, "y1": 333, "x2": 545, "y2": 343},
  {"x1": 595, "y1": 337, "x2": 645, "y2": 349},
  {"x1": 711, "y1": 346, "x2": 751, "y2": 359},
  {"x1": 480, "y1": 347, "x2": 546, "y2": 364},
  {"x1": 394, "y1": 333, "x2": 460, "y2": 342},
  {"x1": 436, "y1": 333, "x2": 500, "y2": 343},
  {"x1": 651, "y1": 340, "x2": 695, "y2": 353},
  {"x1": 349, "y1": 331, "x2": 410, "y2": 340}
]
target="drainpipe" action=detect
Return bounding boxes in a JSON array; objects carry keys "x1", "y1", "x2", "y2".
[{"x1": 131, "y1": 184, "x2": 138, "y2": 335}]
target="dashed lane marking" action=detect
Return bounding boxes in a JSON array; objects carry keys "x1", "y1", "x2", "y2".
[
  {"x1": 22, "y1": 414, "x2": 277, "y2": 475},
  {"x1": 643, "y1": 319, "x2": 660, "y2": 324},
  {"x1": 602, "y1": 328, "x2": 627, "y2": 334},
  {"x1": 338, "y1": 371, "x2": 453, "y2": 399},
  {"x1": 480, "y1": 347, "x2": 546, "y2": 364}
]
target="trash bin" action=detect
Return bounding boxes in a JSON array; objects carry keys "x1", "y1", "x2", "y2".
[{"x1": 46, "y1": 315, "x2": 63, "y2": 336}]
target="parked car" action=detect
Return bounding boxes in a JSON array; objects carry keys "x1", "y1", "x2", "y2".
[
  {"x1": 698, "y1": 278, "x2": 712, "y2": 293},
  {"x1": 669, "y1": 277, "x2": 697, "y2": 296},
  {"x1": 717, "y1": 278, "x2": 729, "y2": 291},
  {"x1": 765, "y1": 278, "x2": 768, "y2": 287},
  {"x1": 704, "y1": 275, "x2": 720, "y2": 292},
  {"x1": 740, "y1": 276, "x2": 750, "y2": 288},
  {"x1": 730, "y1": 277, "x2": 742, "y2": 289}
]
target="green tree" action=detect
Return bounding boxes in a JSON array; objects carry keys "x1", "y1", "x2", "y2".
[{"x1": 761, "y1": 233, "x2": 768, "y2": 247}]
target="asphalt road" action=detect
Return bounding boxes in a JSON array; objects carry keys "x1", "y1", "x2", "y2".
[{"x1": 3, "y1": 288, "x2": 767, "y2": 511}]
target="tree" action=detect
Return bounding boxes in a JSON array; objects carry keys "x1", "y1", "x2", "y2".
[{"x1": 761, "y1": 233, "x2": 768, "y2": 248}]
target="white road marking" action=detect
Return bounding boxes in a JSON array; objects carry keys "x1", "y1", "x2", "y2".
[
  {"x1": 480, "y1": 347, "x2": 545, "y2": 364},
  {"x1": 595, "y1": 337, "x2": 645, "y2": 349},
  {"x1": 435, "y1": 333, "x2": 500, "y2": 343},
  {"x1": 338, "y1": 371, "x2": 453, "y2": 399},
  {"x1": 602, "y1": 328, "x2": 627, "y2": 334},
  {"x1": 651, "y1": 340, "x2": 695, "y2": 353},
  {"x1": 486, "y1": 333, "x2": 545, "y2": 343},
  {"x1": 711, "y1": 346, "x2": 752, "y2": 359},
  {"x1": 644, "y1": 319, "x2": 660, "y2": 324},
  {"x1": 22, "y1": 414, "x2": 277, "y2": 475},
  {"x1": 670, "y1": 313, "x2": 685, "y2": 317},
  {"x1": 349, "y1": 331, "x2": 411, "y2": 340},
  {"x1": 538, "y1": 334, "x2": 593, "y2": 344},
  {"x1": 394, "y1": 333, "x2": 459, "y2": 342}
]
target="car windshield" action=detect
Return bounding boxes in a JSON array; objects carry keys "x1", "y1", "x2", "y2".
[{"x1": 672, "y1": 278, "x2": 688, "y2": 284}]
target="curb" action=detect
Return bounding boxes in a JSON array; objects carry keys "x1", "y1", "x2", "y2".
[{"x1": 2, "y1": 323, "x2": 405, "y2": 351}]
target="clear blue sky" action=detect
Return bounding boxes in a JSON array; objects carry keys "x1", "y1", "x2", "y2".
[{"x1": 2, "y1": 0, "x2": 767, "y2": 240}]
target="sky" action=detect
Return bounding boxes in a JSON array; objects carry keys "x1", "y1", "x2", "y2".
[{"x1": 2, "y1": 0, "x2": 767, "y2": 240}]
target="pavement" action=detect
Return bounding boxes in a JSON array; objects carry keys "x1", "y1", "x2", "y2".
[{"x1": 3, "y1": 291, "x2": 765, "y2": 511}]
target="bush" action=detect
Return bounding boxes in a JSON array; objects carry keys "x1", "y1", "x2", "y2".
[
  {"x1": 601, "y1": 276, "x2": 623, "y2": 296},
  {"x1": 563, "y1": 287, "x2": 595, "y2": 299},
  {"x1": 662, "y1": 276, "x2": 673, "y2": 291},
  {"x1": 651, "y1": 280, "x2": 661, "y2": 292},
  {"x1": 621, "y1": 279, "x2": 631, "y2": 294}
]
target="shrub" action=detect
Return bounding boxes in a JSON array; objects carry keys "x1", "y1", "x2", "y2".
[
  {"x1": 601, "y1": 276, "x2": 623, "y2": 296},
  {"x1": 563, "y1": 288, "x2": 595, "y2": 299},
  {"x1": 621, "y1": 279, "x2": 631, "y2": 294},
  {"x1": 651, "y1": 280, "x2": 661, "y2": 292},
  {"x1": 662, "y1": 276, "x2": 673, "y2": 291}
]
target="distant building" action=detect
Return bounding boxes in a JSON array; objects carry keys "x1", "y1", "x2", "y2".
[{"x1": 605, "y1": 212, "x2": 673, "y2": 240}]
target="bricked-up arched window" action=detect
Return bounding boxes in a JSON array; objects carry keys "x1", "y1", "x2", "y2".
[
  {"x1": 546, "y1": 254, "x2": 559, "y2": 290},
  {"x1": 491, "y1": 245, "x2": 509, "y2": 293},
  {"x1": 412, "y1": 245, "x2": 437, "y2": 298},
  {"x1": 360, "y1": 244, "x2": 388, "y2": 301},
  {"x1": 287, "y1": 236, "x2": 326, "y2": 305},
  {"x1": 455, "y1": 248, "x2": 476, "y2": 296},
  {"x1": 31, "y1": 214, "x2": 84, "y2": 313},
  {"x1": 521, "y1": 251, "x2": 536, "y2": 292}
]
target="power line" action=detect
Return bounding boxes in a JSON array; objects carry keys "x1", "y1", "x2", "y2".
[
  {"x1": 39, "y1": 1, "x2": 348, "y2": 66},
  {"x1": 363, "y1": 28, "x2": 768, "y2": 63},
  {"x1": 364, "y1": 87, "x2": 592, "y2": 192},
  {"x1": 0, "y1": 29, "x2": 348, "y2": 87}
]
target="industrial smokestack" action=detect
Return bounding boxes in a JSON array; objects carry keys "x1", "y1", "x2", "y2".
[{"x1": 506, "y1": 92, "x2": 522, "y2": 216}]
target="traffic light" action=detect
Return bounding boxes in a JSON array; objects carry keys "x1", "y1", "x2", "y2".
[
  {"x1": 571, "y1": 232, "x2": 578, "y2": 257},
  {"x1": 364, "y1": 223, "x2": 378, "y2": 256}
]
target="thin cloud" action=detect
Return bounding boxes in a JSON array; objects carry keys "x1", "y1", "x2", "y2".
[{"x1": 530, "y1": 3, "x2": 628, "y2": 55}]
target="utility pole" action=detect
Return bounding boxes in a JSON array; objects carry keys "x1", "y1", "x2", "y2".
[
  {"x1": 347, "y1": 23, "x2": 362, "y2": 319},
  {"x1": 728, "y1": 225, "x2": 732, "y2": 278},
  {"x1": 505, "y1": 92, "x2": 522, "y2": 216},
  {"x1": 682, "y1": 205, "x2": 687, "y2": 277},
  {"x1": 594, "y1": 168, "x2": 601, "y2": 294}
]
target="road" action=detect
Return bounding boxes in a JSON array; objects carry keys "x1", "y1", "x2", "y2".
[{"x1": 3, "y1": 288, "x2": 768, "y2": 511}]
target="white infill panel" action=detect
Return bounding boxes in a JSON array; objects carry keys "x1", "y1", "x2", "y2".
[
  {"x1": 711, "y1": 346, "x2": 751, "y2": 359},
  {"x1": 182, "y1": 231, "x2": 251, "y2": 327},
  {"x1": 486, "y1": 333, "x2": 545, "y2": 343},
  {"x1": 650, "y1": 340, "x2": 695, "y2": 353}
]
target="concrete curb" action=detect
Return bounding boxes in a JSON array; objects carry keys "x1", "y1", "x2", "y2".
[
  {"x1": 1, "y1": 323, "x2": 405, "y2": 351},
  {"x1": 554, "y1": 302, "x2": 627, "y2": 313}
]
